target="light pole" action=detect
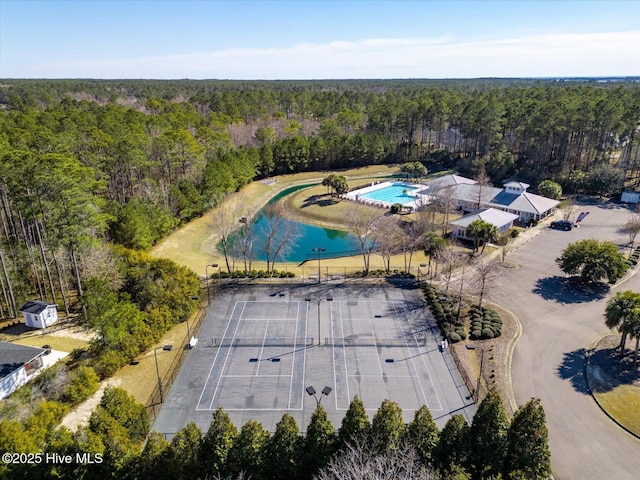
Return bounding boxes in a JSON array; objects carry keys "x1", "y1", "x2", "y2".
[
  {"x1": 305, "y1": 297, "x2": 333, "y2": 345},
  {"x1": 186, "y1": 296, "x2": 200, "y2": 340},
  {"x1": 306, "y1": 385, "x2": 332, "y2": 406},
  {"x1": 154, "y1": 344, "x2": 173, "y2": 403},
  {"x1": 205, "y1": 264, "x2": 218, "y2": 305},
  {"x1": 312, "y1": 247, "x2": 326, "y2": 284},
  {"x1": 466, "y1": 344, "x2": 484, "y2": 402}
]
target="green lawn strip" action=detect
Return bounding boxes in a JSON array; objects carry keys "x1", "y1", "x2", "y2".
[
  {"x1": 12, "y1": 335, "x2": 89, "y2": 353},
  {"x1": 593, "y1": 385, "x2": 640, "y2": 436}
]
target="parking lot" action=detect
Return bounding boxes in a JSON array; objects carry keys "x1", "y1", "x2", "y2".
[{"x1": 489, "y1": 199, "x2": 640, "y2": 479}]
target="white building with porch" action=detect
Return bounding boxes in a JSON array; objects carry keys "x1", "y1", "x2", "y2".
[
  {"x1": 450, "y1": 208, "x2": 519, "y2": 240},
  {"x1": 423, "y1": 175, "x2": 559, "y2": 223}
]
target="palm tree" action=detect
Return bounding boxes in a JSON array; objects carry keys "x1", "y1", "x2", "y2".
[
  {"x1": 604, "y1": 290, "x2": 640, "y2": 351},
  {"x1": 467, "y1": 220, "x2": 498, "y2": 254},
  {"x1": 627, "y1": 315, "x2": 640, "y2": 365}
]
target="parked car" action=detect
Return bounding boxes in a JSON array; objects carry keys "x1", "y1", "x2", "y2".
[{"x1": 550, "y1": 220, "x2": 573, "y2": 231}]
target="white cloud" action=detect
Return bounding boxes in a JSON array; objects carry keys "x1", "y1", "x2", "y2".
[{"x1": 30, "y1": 31, "x2": 640, "y2": 78}]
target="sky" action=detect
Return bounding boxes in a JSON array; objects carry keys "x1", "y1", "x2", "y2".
[{"x1": 0, "y1": 0, "x2": 638, "y2": 79}]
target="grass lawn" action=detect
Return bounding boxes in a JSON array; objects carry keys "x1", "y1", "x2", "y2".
[
  {"x1": 12, "y1": 336, "x2": 89, "y2": 353},
  {"x1": 151, "y1": 165, "x2": 398, "y2": 276},
  {"x1": 594, "y1": 385, "x2": 640, "y2": 436},
  {"x1": 587, "y1": 335, "x2": 640, "y2": 436},
  {"x1": 115, "y1": 320, "x2": 191, "y2": 404}
]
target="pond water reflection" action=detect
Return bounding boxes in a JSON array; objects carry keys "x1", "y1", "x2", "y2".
[{"x1": 226, "y1": 184, "x2": 363, "y2": 264}]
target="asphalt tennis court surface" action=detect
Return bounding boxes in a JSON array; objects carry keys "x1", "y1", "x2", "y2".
[{"x1": 153, "y1": 282, "x2": 476, "y2": 438}]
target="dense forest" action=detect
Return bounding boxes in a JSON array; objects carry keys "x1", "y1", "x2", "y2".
[{"x1": 0, "y1": 78, "x2": 639, "y2": 322}]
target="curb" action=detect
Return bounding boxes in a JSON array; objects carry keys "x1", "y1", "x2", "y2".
[
  {"x1": 483, "y1": 300, "x2": 521, "y2": 414},
  {"x1": 583, "y1": 336, "x2": 640, "y2": 441}
]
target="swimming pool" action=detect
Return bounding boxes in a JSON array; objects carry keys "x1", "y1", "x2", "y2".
[{"x1": 358, "y1": 182, "x2": 419, "y2": 205}]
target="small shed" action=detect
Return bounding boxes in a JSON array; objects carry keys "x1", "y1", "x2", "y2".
[
  {"x1": 621, "y1": 191, "x2": 640, "y2": 204},
  {"x1": 0, "y1": 341, "x2": 47, "y2": 400},
  {"x1": 19, "y1": 300, "x2": 58, "y2": 329}
]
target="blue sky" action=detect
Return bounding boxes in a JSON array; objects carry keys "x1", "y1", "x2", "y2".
[{"x1": 1, "y1": 0, "x2": 638, "y2": 79}]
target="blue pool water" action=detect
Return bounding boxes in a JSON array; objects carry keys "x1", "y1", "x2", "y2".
[{"x1": 358, "y1": 182, "x2": 418, "y2": 205}]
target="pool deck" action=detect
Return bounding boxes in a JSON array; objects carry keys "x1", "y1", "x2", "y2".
[{"x1": 343, "y1": 180, "x2": 430, "y2": 209}]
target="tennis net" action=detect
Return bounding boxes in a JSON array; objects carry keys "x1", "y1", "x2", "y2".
[{"x1": 211, "y1": 336, "x2": 426, "y2": 347}]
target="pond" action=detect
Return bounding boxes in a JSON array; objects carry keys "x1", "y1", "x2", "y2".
[{"x1": 226, "y1": 184, "x2": 364, "y2": 264}]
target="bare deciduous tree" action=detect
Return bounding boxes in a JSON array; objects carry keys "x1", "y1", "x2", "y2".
[
  {"x1": 500, "y1": 235, "x2": 516, "y2": 263},
  {"x1": 438, "y1": 186, "x2": 458, "y2": 235},
  {"x1": 473, "y1": 168, "x2": 492, "y2": 210},
  {"x1": 260, "y1": 202, "x2": 300, "y2": 274},
  {"x1": 561, "y1": 195, "x2": 577, "y2": 222},
  {"x1": 622, "y1": 213, "x2": 640, "y2": 252},
  {"x1": 376, "y1": 216, "x2": 402, "y2": 273},
  {"x1": 471, "y1": 258, "x2": 503, "y2": 308},
  {"x1": 347, "y1": 204, "x2": 382, "y2": 275},
  {"x1": 437, "y1": 246, "x2": 467, "y2": 295},
  {"x1": 316, "y1": 436, "x2": 438, "y2": 480},
  {"x1": 210, "y1": 193, "x2": 247, "y2": 273}
]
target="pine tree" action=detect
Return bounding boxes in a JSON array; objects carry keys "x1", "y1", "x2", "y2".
[
  {"x1": 166, "y1": 422, "x2": 203, "y2": 480},
  {"x1": 436, "y1": 414, "x2": 471, "y2": 475},
  {"x1": 198, "y1": 407, "x2": 238, "y2": 478},
  {"x1": 403, "y1": 405, "x2": 439, "y2": 467},
  {"x1": 304, "y1": 404, "x2": 336, "y2": 476},
  {"x1": 337, "y1": 396, "x2": 370, "y2": 449},
  {"x1": 226, "y1": 420, "x2": 270, "y2": 479},
  {"x1": 469, "y1": 389, "x2": 509, "y2": 479},
  {"x1": 370, "y1": 399, "x2": 405, "y2": 452},
  {"x1": 504, "y1": 398, "x2": 552, "y2": 480},
  {"x1": 263, "y1": 413, "x2": 302, "y2": 480}
]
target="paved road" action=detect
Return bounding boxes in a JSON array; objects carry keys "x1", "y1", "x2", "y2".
[{"x1": 489, "y1": 201, "x2": 640, "y2": 480}]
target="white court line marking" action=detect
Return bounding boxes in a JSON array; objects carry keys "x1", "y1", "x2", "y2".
[
  {"x1": 404, "y1": 302, "x2": 444, "y2": 411},
  {"x1": 240, "y1": 318, "x2": 298, "y2": 321},
  {"x1": 222, "y1": 374, "x2": 292, "y2": 378},
  {"x1": 346, "y1": 374, "x2": 418, "y2": 378},
  {"x1": 208, "y1": 301, "x2": 248, "y2": 409},
  {"x1": 196, "y1": 301, "x2": 243, "y2": 410},
  {"x1": 391, "y1": 301, "x2": 430, "y2": 408},
  {"x1": 300, "y1": 301, "x2": 309, "y2": 410},
  {"x1": 287, "y1": 301, "x2": 300, "y2": 409},
  {"x1": 222, "y1": 407, "x2": 304, "y2": 411},
  {"x1": 255, "y1": 318, "x2": 270, "y2": 376},
  {"x1": 368, "y1": 314, "x2": 384, "y2": 375},
  {"x1": 338, "y1": 301, "x2": 351, "y2": 407},
  {"x1": 331, "y1": 301, "x2": 339, "y2": 412}
]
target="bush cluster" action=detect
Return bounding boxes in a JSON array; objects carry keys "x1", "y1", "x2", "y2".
[
  {"x1": 214, "y1": 269, "x2": 295, "y2": 279},
  {"x1": 353, "y1": 269, "x2": 415, "y2": 278},
  {"x1": 422, "y1": 284, "x2": 466, "y2": 343},
  {"x1": 627, "y1": 246, "x2": 640, "y2": 266},
  {"x1": 469, "y1": 306, "x2": 503, "y2": 340}
]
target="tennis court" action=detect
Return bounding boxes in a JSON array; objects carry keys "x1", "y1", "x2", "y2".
[{"x1": 153, "y1": 283, "x2": 475, "y2": 437}]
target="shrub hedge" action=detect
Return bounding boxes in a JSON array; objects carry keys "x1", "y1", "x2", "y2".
[{"x1": 468, "y1": 306, "x2": 503, "y2": 340}]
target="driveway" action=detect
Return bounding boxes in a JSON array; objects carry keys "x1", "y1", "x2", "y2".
[{"x1": 489, "y1": 201, "x2": 640, "y2": 480}]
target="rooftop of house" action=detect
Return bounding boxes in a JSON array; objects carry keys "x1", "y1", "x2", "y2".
[
  {"x1": 0, "y1": 341, "x2": 47, "y2": 381},
  {"x1": 426, "y1": 174, "x2": 559, "y2": 214},
  {"x1": 450, "y1": 208, "x2": 520, "y2": 228}
]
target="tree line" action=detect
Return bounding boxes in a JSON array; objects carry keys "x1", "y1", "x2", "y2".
[
  {"x1": 0, "y1": 387, "x2": 551, "y2": 480},
  {"x1": 1, "y1": 79, "x2": 639, "y2": 318}
]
